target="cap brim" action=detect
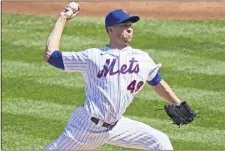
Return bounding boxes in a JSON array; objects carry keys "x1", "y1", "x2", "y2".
[{"x1": 118, "y1": 16, "x2": 140, "y2": 24}]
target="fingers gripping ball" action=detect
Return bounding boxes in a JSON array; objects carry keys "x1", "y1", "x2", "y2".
[
  {"x1": 68, "y1": 2, "x2": 80, "y2": 13},
  {"x1": 60, "y1": 2, "x2": 80, "y2": 19},
  {"x1": 164, "y1": 101, "x2": 196, "y2": 126}
]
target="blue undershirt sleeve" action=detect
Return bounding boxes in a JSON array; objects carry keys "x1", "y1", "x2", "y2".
[
  {"x1": 47, "y1": 50, "x2": 64, "y2": 70},
  {"x1": 147, "y1": 73, "x2": 162, "y2": 86}
]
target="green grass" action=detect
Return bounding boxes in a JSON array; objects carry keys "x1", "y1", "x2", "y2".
[{"x1": 2, "y1": 13, "x2": 225, "y2": 150}]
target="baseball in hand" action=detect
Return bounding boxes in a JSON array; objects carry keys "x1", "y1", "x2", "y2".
[
  {"x1": 68, "y1": 2, "x2": 80, "y2": 13},
  {"x1": 60, "y1": 2, "x2": 80, "y2": 20}
]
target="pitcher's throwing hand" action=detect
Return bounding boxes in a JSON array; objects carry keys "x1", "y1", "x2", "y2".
[{"x1": 60, "y1": 2, "x2": 80, "y2": 20}]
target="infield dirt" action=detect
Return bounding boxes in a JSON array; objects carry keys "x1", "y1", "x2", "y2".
[{"x1": 2, "y1": 2, "x2": 225, "y2": 19}]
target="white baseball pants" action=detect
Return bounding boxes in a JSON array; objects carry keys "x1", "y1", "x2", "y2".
[{"x1": 45, "y1": 106, "x2": 173, "y2": 150}]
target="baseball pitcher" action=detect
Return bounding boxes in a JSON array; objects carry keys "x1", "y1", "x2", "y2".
[{"x1": 43, "y1": 2, "x2": 196, "y2": 150}]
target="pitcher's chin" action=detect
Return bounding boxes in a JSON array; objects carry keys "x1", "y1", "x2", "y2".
[{"x1": 124, "y1": 38, "x2": 132, "y2": 44}]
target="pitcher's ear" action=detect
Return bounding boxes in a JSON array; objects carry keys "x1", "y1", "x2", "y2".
[{"x1": 107, "y1": 27, "x2": 113, "y2": 33}]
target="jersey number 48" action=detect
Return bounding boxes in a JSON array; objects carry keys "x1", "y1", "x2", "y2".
[{"x1": 127, "y1": 80, "x2": 144, "y2": 93}]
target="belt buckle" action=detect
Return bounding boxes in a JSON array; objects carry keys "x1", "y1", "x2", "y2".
[
  {"x1": 96, "y1": 119, "x2": 104, "y2": 128},
  {"x1": 91, "y1": 117, "x2": 117, "y2": 129}
]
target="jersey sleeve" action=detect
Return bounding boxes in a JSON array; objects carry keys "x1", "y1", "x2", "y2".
[
  {"x1": 62, "y1": 50, "x2": 88, "y2": 72},
  {"x1": 146, "y1": 55, "x2": 162, "y2": 81}
]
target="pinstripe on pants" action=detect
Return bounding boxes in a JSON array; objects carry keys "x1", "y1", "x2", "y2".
[{"x1": 45, "y1": 106, "x2": 173, "y2": 150}]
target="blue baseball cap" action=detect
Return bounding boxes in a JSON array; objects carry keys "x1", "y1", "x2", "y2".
[{"x1": 105, "y1": 9, "x2": 140, "y2": 30}]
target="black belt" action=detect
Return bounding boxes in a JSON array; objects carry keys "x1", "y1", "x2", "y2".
[{"x1": 91, "y1": 117, "x2": 118, "y2": 129}]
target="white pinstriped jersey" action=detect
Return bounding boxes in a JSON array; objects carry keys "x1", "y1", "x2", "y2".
[{"x1": 62, "y1": 45, "x2": 161, "y2": 123}]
